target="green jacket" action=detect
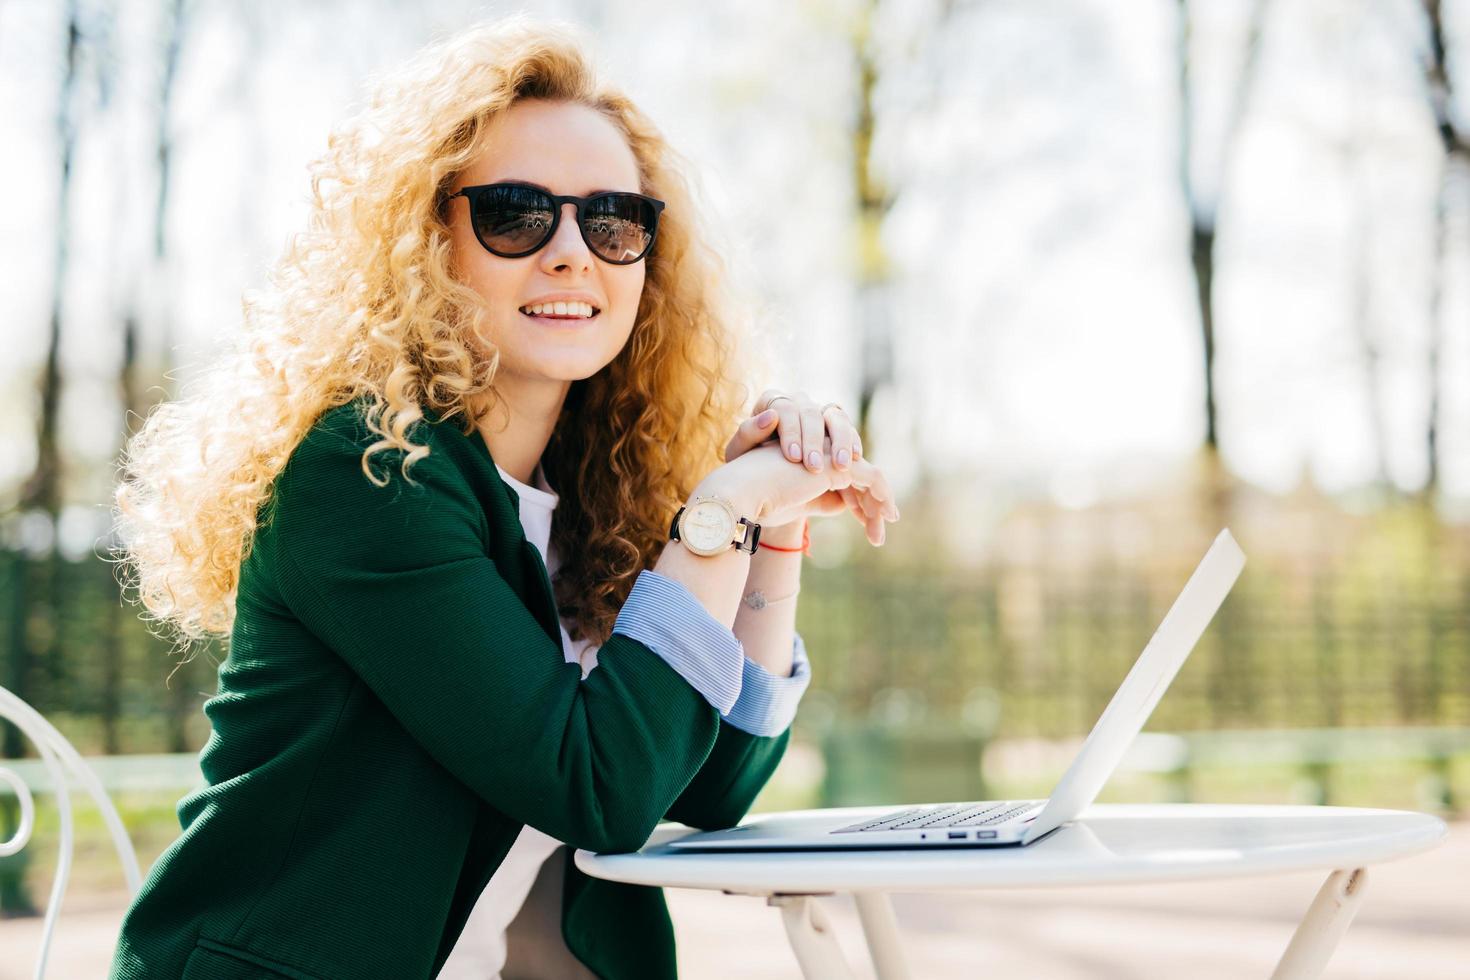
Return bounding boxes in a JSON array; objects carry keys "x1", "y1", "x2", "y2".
[{"x1": 109, "y1": 400, "x2": 789, "y2": 979}]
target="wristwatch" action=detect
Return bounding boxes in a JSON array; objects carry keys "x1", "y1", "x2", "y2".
[{"x1": 669, "y1": 493, "x2": 762, "y2": 557}]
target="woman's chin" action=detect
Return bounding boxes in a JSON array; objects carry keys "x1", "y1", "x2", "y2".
[{"x1": 502, "y1": 354, "x2": 615, "y2": 385}]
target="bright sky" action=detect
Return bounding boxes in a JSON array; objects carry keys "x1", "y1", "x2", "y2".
[{"x1": 2, "y1": 0, "x2": 1468, "y2": 549}]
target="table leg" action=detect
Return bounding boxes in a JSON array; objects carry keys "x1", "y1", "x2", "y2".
[
  {"x1": 1269, "y1": 867, "x2": 1369, "y2": 980},
  {"x1": 854, "y1": 891, "x2": 910, "y2": 980},
  {"x1": 769, "y1": 894, "x2": 856, "y2": 979}
]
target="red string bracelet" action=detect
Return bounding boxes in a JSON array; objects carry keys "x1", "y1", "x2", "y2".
[{"x1": 757, "y1": 518, "x2": 810, "y2": 557}]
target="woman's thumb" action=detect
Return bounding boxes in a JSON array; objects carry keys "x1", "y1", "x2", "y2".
[{"x1": 724, "y1": 410, "x2": 779, "y2": 462}]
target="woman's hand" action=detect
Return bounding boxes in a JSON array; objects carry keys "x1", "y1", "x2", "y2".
[
  {"x1": 705, "y1": 439, "x2": 895, "y2": 544},
  {"x1": 720, "y1": 391, "x2": 898, "y2": 546},
  {"x1": 725, "y1": 390, "x2": 863, "y2": 474}
]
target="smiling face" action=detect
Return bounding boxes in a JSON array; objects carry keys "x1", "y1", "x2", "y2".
[{"x1": 447, "y1": 98, "x2": 648, "y2": 403}]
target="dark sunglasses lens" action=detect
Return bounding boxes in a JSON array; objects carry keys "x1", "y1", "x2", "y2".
[
  {"x1": 584, "y1": 194, "x2": 658, "y2": 263},
  {"x1": 469, "y1": 186, "x2": 555, "y2": 255}
]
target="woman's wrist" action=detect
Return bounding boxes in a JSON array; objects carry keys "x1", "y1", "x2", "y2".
[
  {"x1": 757, "y1": 518, "x2": 807, "y2": 551},
  {"x1": 693, "y1": 473, "x2": 764, "y2": 524}
]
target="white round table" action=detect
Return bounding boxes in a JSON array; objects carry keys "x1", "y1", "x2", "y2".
[{"x1": 575, "y1": 803, "x2": 1448, "y2": 979}]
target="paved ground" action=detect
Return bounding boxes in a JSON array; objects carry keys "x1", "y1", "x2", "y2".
[{"x1": 5, "y1": 822, "x2": 1467, "y2": 978}]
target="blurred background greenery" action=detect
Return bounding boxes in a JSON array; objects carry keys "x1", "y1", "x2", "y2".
[{"x1": 5, "y1": 0, "x2": 1470, "y2": 924}]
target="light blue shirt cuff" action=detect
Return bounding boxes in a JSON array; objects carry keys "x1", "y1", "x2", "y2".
[
  {"x1": 611, "y1": 569, "x2": 744, "y2": 714},
  {"x1": 721, "y1": 630, "x2": 811, "y2": 737}
]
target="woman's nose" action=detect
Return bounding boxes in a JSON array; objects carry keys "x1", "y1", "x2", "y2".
[{"x1": 539, "y1": 202, "x2": 593, "y2": 271}]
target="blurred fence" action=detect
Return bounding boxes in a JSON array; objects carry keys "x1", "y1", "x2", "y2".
[
  {"x1": 1, "y1": 489, "x2": 1469, "y2": 758},
  {"x1": 794, "y1": 548, "x2": 1470, "y2": 740}
]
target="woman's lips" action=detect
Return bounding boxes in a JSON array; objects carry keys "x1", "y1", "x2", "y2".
[{"x1": 521, "y1": 311, "x2": 599, "y2": 325}]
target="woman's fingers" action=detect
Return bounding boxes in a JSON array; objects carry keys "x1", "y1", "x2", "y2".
[
  {"x1": 853, "y1": 487, "x2": 889, "y2": 544},
  {"x1": 760, "y1": 392, "x2": 805, "y2": 465},
  {"x1": 837, "y1": 487, "x2": 874, "y2": 540},
  {"x1": 800, "y1": 401, "x2": 860, "y2": 474},
  {"x1": 800, "y1": 403, "x2": 826, "y2": 473},
  {"x1": 815, "y1": 487, "x2": 883, "y2": 545},
  {"x1": 740, "y1": 425, "x2": 896, "y2": 543},
  {"x1": 870, "y1": 470, "x2": 899, "y2": 522},
  {"x1": 843, "y1": 453, "x2": 898, "y2": 522},
  {"x1": 824, "y1": 407, "x2": 861, "y2": 471},
  {"x1": 827, "y1": 455, "x2": 897, "y2": 544},
  {"x1": 757, "y1": 390, "x2": 864, "y2": 474},
  {"x1": 724, "y1": 408, "x2": 780, "y2": 463}
]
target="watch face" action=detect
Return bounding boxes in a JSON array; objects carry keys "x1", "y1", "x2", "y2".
[{"x1": 683, "y1": 499, "x2": 734, "y2": 552}]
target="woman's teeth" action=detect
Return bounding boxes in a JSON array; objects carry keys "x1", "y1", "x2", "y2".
[{"x1": 520, "y1": 301, "x2": 597, "y2": 318}]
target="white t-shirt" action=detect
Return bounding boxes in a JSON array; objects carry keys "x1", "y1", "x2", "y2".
[{"x1": 436, "y1": 460, "x2": 598, "y2": 980}]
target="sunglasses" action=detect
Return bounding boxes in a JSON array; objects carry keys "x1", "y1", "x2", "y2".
[{"x1": 445, "y1": 182, "x2": 666, "y2": 265}]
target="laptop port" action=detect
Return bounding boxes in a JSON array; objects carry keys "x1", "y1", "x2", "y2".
[{"x1": 947, "y1": 831, "x2": 967, "y2": 840}]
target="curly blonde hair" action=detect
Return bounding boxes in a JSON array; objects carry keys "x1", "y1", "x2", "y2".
[{"x1": 113, "y1": 14, "x2": 769, "y2": 658}]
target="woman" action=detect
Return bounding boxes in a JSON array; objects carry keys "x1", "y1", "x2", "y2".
[{"x1": 109, "y1": 15, "x2": 898, "y2": 980}]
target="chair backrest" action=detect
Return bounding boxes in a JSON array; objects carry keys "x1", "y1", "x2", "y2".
[{"x1": 0, "y1": 685, "x2": 143, "y2": 980}]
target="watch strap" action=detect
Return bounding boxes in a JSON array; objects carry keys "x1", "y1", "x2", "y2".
[{"x1": 734, "y1": 516, "x2": 762, "y2": 554}]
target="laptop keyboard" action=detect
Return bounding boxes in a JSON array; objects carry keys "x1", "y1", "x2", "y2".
[{"x1": 830, "y1": 800, "x2": 1044, "y2": 834}]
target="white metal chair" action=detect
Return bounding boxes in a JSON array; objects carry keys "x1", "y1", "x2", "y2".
[{"x1": 0, "y1": 684, "x2": 143, "y2": 980}]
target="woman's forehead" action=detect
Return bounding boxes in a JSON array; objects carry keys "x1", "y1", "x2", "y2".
[{"x1": 463, "y1": 100, "x2": 641, "y2": 194}]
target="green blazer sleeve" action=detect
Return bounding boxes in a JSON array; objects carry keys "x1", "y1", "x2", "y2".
[
  {"x1": 663, "y1": 722, "x2": 790, "y2": 830},
  {"x1": 263, "y1": 420, "x2": 720, "y2": 855}
]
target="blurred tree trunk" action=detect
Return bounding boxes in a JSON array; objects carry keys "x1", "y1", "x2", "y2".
[
  {"x1": 844, "y1": 0, "x2": 963, "y2": 463},
  {"x1": 1177, "y1": 0, "x2": 1268, "y2": 729},
  {"x1": 1421, "y1": 0, "x2": 1465, "y2": 500},
  {"x1": 849, "y1": 0, "x2": 895, "y2": 454},
  {"x1": 10, "y1": 6, "x2": 80, "y2": 735},
  {"x1": 3, "y1": 0, "x2": 82, "y2": 919},
  {"x1": 1176, "y1": 0, "x2": 1269, "y2": 456},
  {"x1": 1418, "y1": 0, "x2": 1463, "y2": 727}
]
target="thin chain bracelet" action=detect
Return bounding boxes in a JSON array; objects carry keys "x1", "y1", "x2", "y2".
[{"x1": 742, "y1": 586, "x2": 801, "y2": 611}]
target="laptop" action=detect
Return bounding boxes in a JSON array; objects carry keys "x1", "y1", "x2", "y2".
[{"x1": 669, "y1": 527, "x2": 1246, "y2": 851}]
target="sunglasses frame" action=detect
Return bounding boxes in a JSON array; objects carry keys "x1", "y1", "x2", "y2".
[{"x1": 445, "y1": 182, "x2": 666, "y2": 265}]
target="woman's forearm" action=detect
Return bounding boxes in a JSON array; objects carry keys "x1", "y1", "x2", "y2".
[{"x1": 731, "y1": 521, "x2": 803, "y2": 676}]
